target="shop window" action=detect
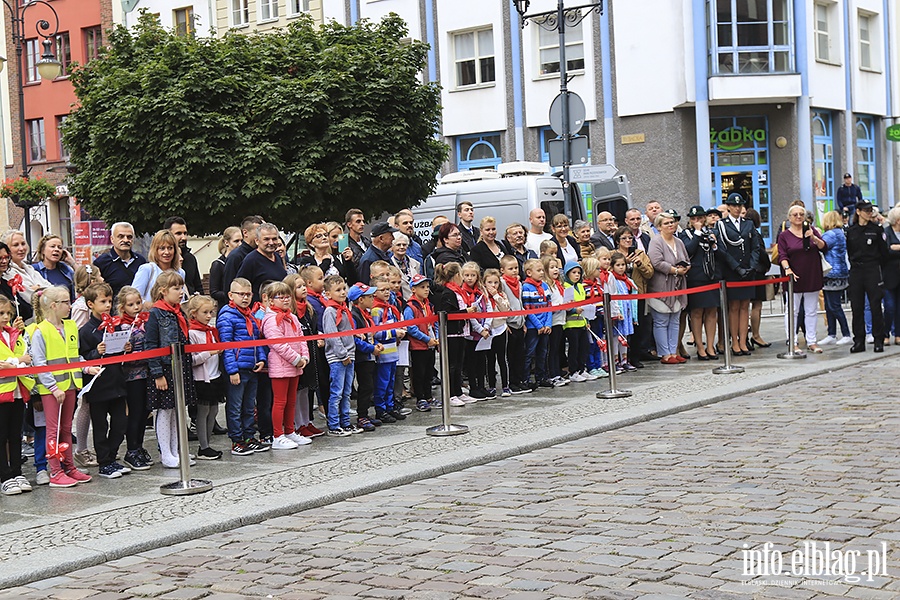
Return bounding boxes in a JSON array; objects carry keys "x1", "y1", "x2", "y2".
[
  {"x1": 452, "y1": 28, "x2": 495, "y2": 88},
  {"x1": 812, "y1": 111, "x2": 834, "y2": 214},
  {"x1": 709, "y1": 0, "x2": 794, "y2": 75},
  {"x1": 855, "y1": 116, "x2": 876, "y2": 204},
  {"x1": 58, "y1": 198, "x2": 73, "y2": 253},
  {"x1": 457, "y1": 133, "x2": 502, "y2": 171},
  {"x1": 537, "y1": 17, "x2": 584, "y2": 75}
]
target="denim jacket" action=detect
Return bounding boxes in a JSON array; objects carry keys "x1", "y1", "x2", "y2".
[{"x1": 145, "y1": 307, "x2": 189, "y2": 379}]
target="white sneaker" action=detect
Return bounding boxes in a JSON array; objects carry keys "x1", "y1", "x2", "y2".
[
  {"x1": 461, "y1": 394, "x2": 478, "y2": 404},
  {"x1": 836, "y1": 336, "x2": 854, "y2": 346},
  {"x1": 15, "y1": 476, "x2": 32, "y2": 492},
  {"x1": 568, "y1": 372, "x2": 586, "y2": 383},
  {"x1": 581, "y1": 370, "x2": 599, "y2": 381},
  {"x1": 818, "y1": 335, "x2": 836, "y2": 345},
  {"x1": 271, "y1": 435, "x2": 299, "y2": 450},
  {"x1": 589, "y1": 368, "x2": 605, "y2": 377},
  {"x1": 449, "y1": 396, "x2": 466, "y2": 407},
  {"x1": 285, "y1": 432, "x2": 312, "y2": 446},
  {"x1": 35, "y1": 470, "x2": 50, "y2": 486},
  {"x1": 866, "y1": 334, "x2": 875, "y2": 344},
  {"x1": 552, "y1": 376, "x2": 569, "y2": 387},
  {"x1": 1, "y1": 479, "x2": 21, "y2": 495}
]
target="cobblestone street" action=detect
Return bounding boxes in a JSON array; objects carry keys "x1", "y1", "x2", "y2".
[{"x1": 5, "y1": 357, "x2": 899, "y2": 600}]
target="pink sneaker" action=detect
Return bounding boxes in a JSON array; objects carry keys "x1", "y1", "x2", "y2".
[
  {"x1": 66, "y1": 469, "x2": 92, "y2": 483},
  {"x1": 49, "y1": 472, "x2": 79, "y2": 488}
]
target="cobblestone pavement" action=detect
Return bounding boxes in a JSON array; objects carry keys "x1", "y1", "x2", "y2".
[{"x1": 4, "y1": 357, "x2": 898, "y2": 599}]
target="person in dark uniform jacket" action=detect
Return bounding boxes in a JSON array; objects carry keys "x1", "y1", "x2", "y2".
[
  {"x1": 716, "y1": 193, "x2": 759, "y2": 356},
  {"x1": 847, "y1": 200, "x2": 888, "y2": 353}
]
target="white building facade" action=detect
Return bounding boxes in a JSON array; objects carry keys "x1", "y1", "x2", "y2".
[
  {"x1": 121, "y1": 0, "x2": 217, "y2": 37},
  {"x1": 325, "y1": 0, "x2": 899, "y2": 244}
]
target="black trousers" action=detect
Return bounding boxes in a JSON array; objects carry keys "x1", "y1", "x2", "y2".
[
  {"x1": 256, "y1": 372, "x2": 273, "y2": 439},
  {"x1": 465, "y1": 339, "x2": 487, "y2": 392},
  {"x1": 125, "y1": 378, "x2": 150, "y2": 452},
  {"x1": 850, "y1": 266, "x2": 884, "y2": 343},
  {"x1": 548, "y1": 325, "x2": 565, "y2": 379},
  {"x1": 89, "y1": 396, "x2": 127, "y2": 467},
  {"x1": 355, "y1": 360, "x2": 375, "y2": 418},
  {"x1": 410, "y1": 349, "x2": 435, "y2": 400},
  {"x1": 0, "y1": 399, "x2": 25, "y2": 481},
  {"x1": 506, "y1": 327, "x2": 526, "y2": 386},
  {"x1": 566, "y1": 327, "x2": 588, "y2": 374},
  {"x1": 635, "y1": 299, "x2": 654, "y2": 355},
  {"x1": 487, "y1": 330, "x2": 509, "y2": 389},
  {"x1": 447, "y1": 337, "x2": 466, "y2": 398}
]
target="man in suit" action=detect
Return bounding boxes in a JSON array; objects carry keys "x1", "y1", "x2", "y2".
[
  {"x1": 625, "y1": 208, "x2": 652, "y2": 253},
  {"x1": 590, "y1": 211, "x2": 617, "y2": 250},
  {"x1": 456, "y1": 201, "x2": 479, "y2": 254}
]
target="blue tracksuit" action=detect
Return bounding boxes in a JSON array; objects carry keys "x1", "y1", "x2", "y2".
[{"x1": 371, "y1": 302, "x2": 401, "y2": 415}]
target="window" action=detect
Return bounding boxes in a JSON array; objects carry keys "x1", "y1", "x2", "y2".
[
  {"x1": 57, "y1": 115, "x2": 70, "y2": 162},
  {"x1": 855, "y1": 116, "x2": 876, "y2": 204},
  {"x1": 457, "y1": 133, "x2": 502, "y2": 170},
  {"x1": 710, "y1": 0, "x2": 793, "y2": 74},
  {"x1": 174, "y1": 7, "x2": 194, "y2": 36},
  {"x1": 289, "y1": 0, "x2": 310, "y2": 14},
  {"x1": 812, "y1": 111, "x2": 834, "y2": 213},
  {"x1": 538, "y1": 18, "x2": 584, "y2": 75},
  {"x1": 259, "y1": 0, "x2": 278, "y2": 21},
  {"x1": 84, "y1": 26, "x2": 102, "y2": 62},
  {"x1": 27, "y1": 119, "x2": 46, "y2": 163},
  {"x1": 858, "y1": 12, "x2": 879, "y2": 71},
  {"x1": 452, "y1": 28, "x2": 495, "y2": 88},
  {"x1": 52, "y1": 32, "x2": 71, "y2": 77},
  {"x1": 24, "y1": 39, "x2": 40, "y2": 83},
  {"x1": 232, "y1": 0, "x2": 249, "y2": 26},
  {"x1": 57, "y1": 198, "x2": 72, "y2": 253},
  {"x1": 814, "y1": 3, "x2": 835, "y2": 63}
]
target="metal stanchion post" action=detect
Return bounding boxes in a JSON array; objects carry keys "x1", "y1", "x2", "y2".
[
  {"x1": 160, "y1": 343, "x2": 213, "y2": 495},
  {"x1": 712, "y1": 280, "x2": 745, "y2": 374},
  {"x1": 427, "y1": 312, "x2": 469, "y2": 436},
  {"x1": 777, "y1": 276, "x2": 806, "y2": 359},
  {"x1": 596, "y1": 291, "x2": 632, "y2": 399}
]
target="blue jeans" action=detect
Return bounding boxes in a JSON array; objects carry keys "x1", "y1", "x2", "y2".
[
  {"x1": 823, "y1": 289, "x2": 850, "y2": 337},
  {"x1": 524, "y1": 329, "x2": 549, "y2": 384},
  {"x1": 884, "y1": 287, "x2": 900, "y2": 338},
  {"x1": 373, "y1": 362, "x2": 397, "y2": 415},
  {"x1": 651, "y1": 309, "x2": 681, "y2": 356},
  {"x1": 226, "y1": 370, "x2": 258, "y2": 442},
  {"x1": 586, "y1": 317, "x2": 605, "y2": 370},
  {"x1": 328, "y1": 360, "x2": 354, "y2": 431}
]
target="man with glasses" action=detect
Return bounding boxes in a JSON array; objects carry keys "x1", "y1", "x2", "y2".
[
  {"x1": 847, "y1": 200, "x2": 888, "y2": 353},
  {"x1": 590, "y1": 211, "x2": 618, "y2": 250},
  {"x1": 94, "y1": 222, "x2": 147, "y2": 299}
]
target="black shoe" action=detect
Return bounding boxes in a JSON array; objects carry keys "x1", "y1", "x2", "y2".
[
  {"x1": 387, "y1": 410, "x2": 407, "y2": 421},
  {"x1": 377, "y1": 412, "x2": 397, "y2": 424},
  {"x1": 850, "y1": 343, "x2": 866, "y2": 353},
  {"x1": 632, "y1": 361, "x2": 644, "y2": 369},
  {"x1": 538, "y1": 380, "x2": 554, "y2": 388},
  {"x1": 874, "y1": 343, "x2": 884, "y2": 353},
  {"x1": 469, "y1": 389, "x2": 488, "y2": 399},
  {"x1": 639, "y1": 352, "x2": 660, "y2": 362},
  {"x1": 197, "y1": 447, "x2": 223, "y2": 460},
  {"x1": 212, "y1": 422, "x2": 228, "y2": 435},
  {"x1": 697, "y1": 353, "x2": 711, "y2": 361}
]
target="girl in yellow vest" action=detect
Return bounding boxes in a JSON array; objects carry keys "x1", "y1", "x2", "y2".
[
  {"x1": 0, "y1": 295, "x2": 35, "y2": 495},
  {"x1": 31, "y1": 286, "x2": 101, "y2": 488}
]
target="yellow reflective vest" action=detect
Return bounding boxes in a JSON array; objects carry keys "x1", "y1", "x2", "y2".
[
  {"x1": 0, "y1": 328, "x2": 34, "y2": 399},
  {"x1": 35, "y1": 320, "x2": 82, "y2": 395},
  {"x1": 563, "y1": 283, "x2": 587, "y2": 329}
]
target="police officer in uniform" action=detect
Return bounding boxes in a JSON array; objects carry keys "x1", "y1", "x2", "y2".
[{"x1": 846, "y1": 200, "x2": 888, "y2": 353}]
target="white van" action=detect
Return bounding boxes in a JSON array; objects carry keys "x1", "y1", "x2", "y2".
[{"x1": 412, "y1": 162, "x2": 631, "y2": 243}]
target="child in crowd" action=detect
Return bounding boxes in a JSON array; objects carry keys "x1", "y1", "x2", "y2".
[
  {"x1": 432, "y1": 262, "x2": 470, "y2": 407},
  {"x1": 285, "y1": 274, "x2": 324, "y2": 439},
  {"x1": 71, "y1": 264, "x2": 104, "y2": 469},
  {"x1": 145, "y1": 272, "x2": 197, "y2": 469},
  {"x1": 371, "y1": 275, "x2": 406, "y2": 421},
  {"x1": 71, "y1": 265, "x2": 104, "y2": 327},
  {"x1": 0, "y1": 295, "x2": 33, "y2": 495},
  {"x1": 499, "y1": 255, "x2": 529, "y2": 394},
  {"x1": 261, "y1": 282, "x2": 311, "y2": 449},
  {"x1": 582, "y1": 255, "x2": 608, "y2": 378},
  {"x1": 482, "y1": 269, "x2": 510, "y2": 397},
  {"x1": 562, "y1": 261, "x2": 591, "y2": 382},
  {"x1": 32, "y1": 286, "x2": 97, "y2": 487},
  {"x1": 368, "y1": 261, "x2": 392, "y2": 286},
  {"x1": 79, "y1": 282, "x2": 131, "y2": 479},
  {"x1": 608, "y1": 252, "x2": 639, "y2": 373},
  {"x1": 461, "y1": 261, "x2": 492, "y2": 401},
  {"x1": 521, "y1": 259, "x2": 552, "y2": 390},
  {"x1": 118, "y1": 286, "x2": 153, "y2": 470},
  {"x1": 541, "y1": 256, "x2": 568, "y2": 387},
  {"x1": 218, "y1": 277, "x2": 268, "y2": 456},
  {"x1": 349, "y1": 282, "x2": 380, "y2": 430},
  {"x1": 187, "y1": 295, "x2": 226, "y2": 460},
  {"x1": 387, "y1": 266, "x2": 412, "y2": 409},
  {"x1": 322, "y1": 275, "x2": 357, "y2": 436},
  {"x1": 403, "y1": 274, "x2": 439, "y2": 411},
  {"x1": 539, "y1": 240, "x2": 558, "y2": 259},
  {"x1": 300, "y1": 265, "x2": 330, "y2": 420},
  {"x1": 254, "y1": 284, "x2": 274, "y2": 445}
]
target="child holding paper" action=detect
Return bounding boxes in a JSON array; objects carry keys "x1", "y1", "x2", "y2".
[{"x1": 482, "y1": 269, "x2": 510, "y2": 397}]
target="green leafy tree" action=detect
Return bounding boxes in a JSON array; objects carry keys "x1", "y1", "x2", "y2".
[{"x1": 63, "y1": 13, "x2": 448, "y2": 235}]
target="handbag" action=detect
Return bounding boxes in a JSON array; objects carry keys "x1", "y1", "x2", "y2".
[{"x1": 820, "y1": 254, "x2": 833, "y2": 277}]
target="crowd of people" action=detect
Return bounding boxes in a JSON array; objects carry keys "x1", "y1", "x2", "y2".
[{"x1": 0, "y1": 193, "x2": 891, "y2": 494}]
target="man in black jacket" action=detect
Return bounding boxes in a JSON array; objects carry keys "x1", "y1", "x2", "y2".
[
  {"x1": 94, "y1": 222, "x2": 147, "y2": 299},
  {"x1": 164, "y1": 216, "x2": 204, "y2": 296},
  {"x1": 222, "y1": 215, "x2": 265, "y2": 293},
  {"x1": 836, "y1": 173, "x2": 863, "y2": 221}
]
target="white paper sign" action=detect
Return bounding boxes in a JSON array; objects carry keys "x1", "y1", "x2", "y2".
[
  {"x1": 77, "y1": 367, "x2": 105, "y2": 400},
  {"x1": 397, "y1": 340, "x2": 410, "y2": 367},
  {"x1": 102, "y1": 331, "x2": 131, "y2": 355},
  {"x1": 475, "y1": 335, "x2": 493, "y2": 352},
  {"x1": 582, "y1": 304, "x2": 597, "y2": 321},
  {"x1": 564, "y1": 287, "x2": 575, "y2": 303}
]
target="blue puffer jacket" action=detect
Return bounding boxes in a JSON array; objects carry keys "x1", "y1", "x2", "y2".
[
  {"x1": 217, "y1": 304, "x2": 267, "y2": 375},
  {"x1": 821, "y1": 228, "x2": 850, "y2": 279}
]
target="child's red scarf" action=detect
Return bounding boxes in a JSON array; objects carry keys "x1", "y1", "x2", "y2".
[
  {"x1": 228, "y1": 301, "x2": 261, "y2": 337},
  {"x1": 612, "y1": 271, "x2": 637, "y2": 292},
  {"x1": 153, "y1": 300, "x2": 188, "y2": 337},
  {"x1": 502, "y1": 274, "x2": 521, "y2": 299},
  {"x1": 189, "y1": 319, "x2": 220, "y2": 343},
  {"x1": 374, "y1": 298, "x2": 401, "y2": 321},
  {"x1": 524, "y1": 278, "x2": 546, "y2": 302},
  {"x1": 270, "y1": 307, "x2": 298, "y2": 332},
  {"x1": 323, "y1": 299, "x2": 353, "y2": 327}
]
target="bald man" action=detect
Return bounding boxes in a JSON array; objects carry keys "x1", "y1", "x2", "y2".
[
  {"x1": 525, "y1": 208, "x2": 552, "y2": 255},
  {"x1": 640, "y1": 201, "x2": 663, "y2": 237},
  {"x1": 590, "y1": 211, "x2": 617, "y2": 250}
]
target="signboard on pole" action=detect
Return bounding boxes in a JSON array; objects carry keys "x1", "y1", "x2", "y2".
[{"x1": 569, "y1": 164, "x2": 619, "y2": 182}]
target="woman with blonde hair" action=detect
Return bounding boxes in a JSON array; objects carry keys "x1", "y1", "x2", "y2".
[
  {"x1": 1, "y1": 230, "x2": 52, "y2": 311},
  {"x1": 132, "y1": 230, "x2": 184, "y2": 302},
  {"x1": 297, "y1": 223, "x2": 356, "y2": 282},
  {"x1": 818, "y1": 211, "x2": 852, "y2": 345}
]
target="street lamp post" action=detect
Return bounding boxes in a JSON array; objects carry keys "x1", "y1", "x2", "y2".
[
  {"x1": 0, "y1": 0, "x2": 62, "y2": 255},
  {"x1": 512, "y1": 0, "x2": 603, "y2": 218}
]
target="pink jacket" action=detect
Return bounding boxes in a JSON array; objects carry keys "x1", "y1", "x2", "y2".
[{"x1": 261, "y1": 309, "x2": 308, "y2": 379}]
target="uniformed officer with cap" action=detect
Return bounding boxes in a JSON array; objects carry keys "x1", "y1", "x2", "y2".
[{"x1": 846, "y1": 199, "x2": 888, "y2": 353}]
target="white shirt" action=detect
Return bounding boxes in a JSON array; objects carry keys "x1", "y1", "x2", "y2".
[
  {"x1": 559, "y1": 241, "x2": 578, "y2": 264},
  {"x1": 525, "y1": 231, "x2": 552, "y2": 255}
]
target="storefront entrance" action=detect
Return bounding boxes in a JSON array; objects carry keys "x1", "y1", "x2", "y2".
[{"x1": 710, "y1": 116, "x2": 773, "y2": 244}]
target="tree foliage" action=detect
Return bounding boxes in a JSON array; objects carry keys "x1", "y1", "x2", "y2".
[{"x1": 64, "y1": 13, "x2": 448, "y2": 235}]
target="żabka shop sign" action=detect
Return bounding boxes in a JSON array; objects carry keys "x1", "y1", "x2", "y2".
[{"x1": 710, "y1": 126, "x2": 767, "y2": 151}]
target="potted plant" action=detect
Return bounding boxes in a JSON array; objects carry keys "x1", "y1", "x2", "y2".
[{"x1": 0, "y1": 176, "x2": 57, "y2": 207}]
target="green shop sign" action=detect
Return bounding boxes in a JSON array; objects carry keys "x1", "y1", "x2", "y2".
[
  {"x1": 887, "y1": 124, "x2": 900, "y2": 142},
  {"x1": 710, "y1": 126, "x2": 767, "y2": 151}
]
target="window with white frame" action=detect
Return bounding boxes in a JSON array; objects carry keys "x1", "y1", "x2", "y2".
[
  {"x1": 537, "y1": 19, "x2": 584, "y2": 75},
  {"x1": 453, "y1": 28, "x2": 495, "y2": 88},
  {"x1": 24, "y1": 39, "x2": 40, "y2": 82},
  {"x1": 710, "y1": 0, "x2": 794, "y2": 74},
  {"x1": 858, "y1": 11, "x2": 878, "y2": 71},
  {"x1": 259, "y1": 0, "x2": 278, "y2": 21},
  {"x1": 57, "y1": 115, "x2": 70, "y2": 162},
  {"x1": 814, "y1": 2, "x2": 835, "y2": 63},
  {"x1": 27, "y1": 119, "x2": 45, "y2": 163},
  {"x1": 232, "y1": 0, "x2": 249, "y2": 26},
  {"x1": 289, "y1": 0, "x2": 310, "y2": 15}
]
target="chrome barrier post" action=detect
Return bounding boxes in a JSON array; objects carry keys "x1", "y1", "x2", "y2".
[
  {"x1": 427, "y1": 312, "x2": 469, "y2": 436},
  {"x1": 713, "y1": 280, "x2": 745, "y2": 374},
  {"x1": 596, "y1": 291, "x2": 632, "y2": 399},
  {"x1": 777, "y1": 276, "x2": 806, "y2": 359},
  {"x1": 160, "y1": 343, "x2": 213, "y2": 495}
]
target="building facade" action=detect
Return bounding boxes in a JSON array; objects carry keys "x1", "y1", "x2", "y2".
[
  {"x1": 326, "y1": 0, "x2": 899, "y2": 244},
  {"x1": 122, "y1": 1, "x2": 216, "y2": 37},
  {"x1": 213, "y1": 0, "x2": 324, "y2": 35}
]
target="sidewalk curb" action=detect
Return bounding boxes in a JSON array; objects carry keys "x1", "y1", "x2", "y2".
[{"x1": 3, "y1": 351, "x2": 892, "y2": 590}]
